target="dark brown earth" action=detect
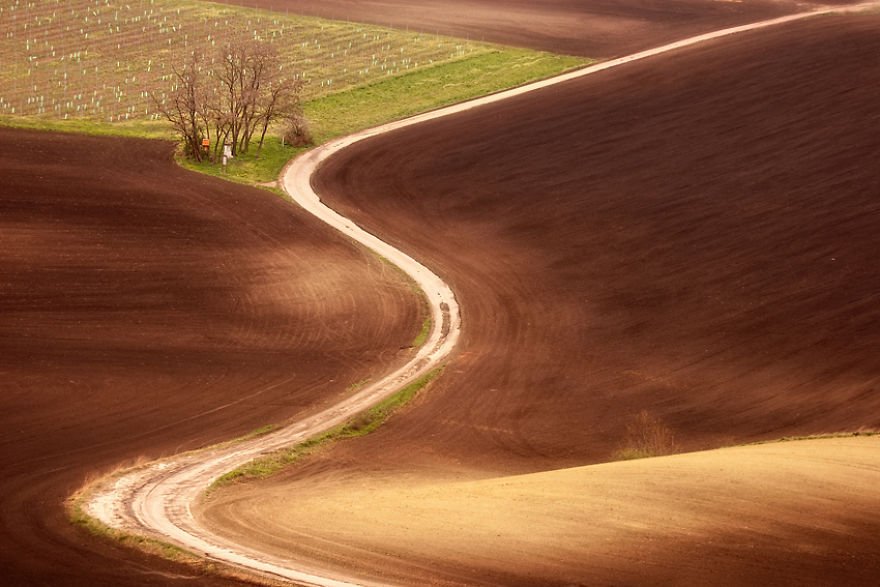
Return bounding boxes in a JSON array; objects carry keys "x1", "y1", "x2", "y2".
[
  {"x1": 313, "y1": 14, "x2": 880, "y2": 470},
  {"x1": 0, "y1": 127, "x2": 422, "y2": 586},
  {"x1": 203, "y1": 13, "x2": 880, "y2": 584},
  {"x1": 5, "y1": 0, "x2": 879, "y2": 584},
  {"x1": 213, "y1": 0, "x2": 850, "y2": 57}
]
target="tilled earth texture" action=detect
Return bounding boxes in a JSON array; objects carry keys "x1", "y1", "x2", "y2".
[
  {"x1": 201, "y1": 12, "x2": 880, "y2": 586},
  {"x1": 211, "y1": 0, "x2": 849, "y2": 57},
  {"x1": 0, "y1": 127, "x2": 422, "y2": 586}
]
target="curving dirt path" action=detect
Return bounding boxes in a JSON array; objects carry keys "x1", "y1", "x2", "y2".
[
  {"x1": 0, "y1": 129, "x2": 423, "y2": 586},
  {"x1": 83, "y1": 131, "x2": 464, "y2": 586},
  {"x1": 304, "y1": 6, "x2": 880, "y2": 470},
  {"x1": 207, "y1": 4, "x2": 880, "y2": 586},
  {"x1": 86, "y1": 3, "x2": 879, "y2": 585}
]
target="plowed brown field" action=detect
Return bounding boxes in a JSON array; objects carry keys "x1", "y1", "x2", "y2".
[
  {"x1": 6, "y1": 0, "x2": 880, "y2": 583},
  {"x1": 0, "y1": 128, "x2": 422, "y2": 586},
  {"x1": 308, "y1": 13, "x2": 880, "y2": 470},
  {"x1": 213, "y1": 0, "x2": 847, "y2": 57},
  {"x1": 202, "y1": 12, "x2": 880, "y2": 586}
]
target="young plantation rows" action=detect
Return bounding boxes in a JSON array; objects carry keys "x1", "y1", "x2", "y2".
[{"x1": 0, "y1": 0, "x2": 487, "y2": 121}]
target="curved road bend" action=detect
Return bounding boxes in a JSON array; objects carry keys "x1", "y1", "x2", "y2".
[{"x1": 83, "y1": 2, "x2": 879, "y2": 586}]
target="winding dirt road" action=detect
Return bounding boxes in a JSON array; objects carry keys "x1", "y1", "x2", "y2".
[
  {"x1": 213, "y1": 8, "x2": 880, "y2": 584},
  {"x1": 82, "y1": 3, "x2": 880, "y2": 585},
  {"x1": 0, "y1": 129, "x2": 422, "y2": 586},
  {"x1": 83, "y1": 130, "x2": 464, "y2": 586}
]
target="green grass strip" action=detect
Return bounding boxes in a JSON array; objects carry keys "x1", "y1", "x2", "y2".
[
  {"x1": 2, "y1": 49, "x2": 586, "y2": 187},
  {"x1": 177, "y1": 135, "x2": 304, "y2": 188},
  {"x1": 212, "y1": 367, "x2": 443, "y2": 489},
  {"x1": 68, "y1": 498, "x2": 200, "y2": 564},
  {"x1": 411, "y1": 316, "x2": 432, "y2": 348},
  {"x1": 0, "y1": 114, "x2": 172, "y2": 139},
  {"x1": 305, "y1": 49, "x2": 587, "y2": 144},
  {"x1": 67, "y1": 494, "x2": 284, "y2": 585}
]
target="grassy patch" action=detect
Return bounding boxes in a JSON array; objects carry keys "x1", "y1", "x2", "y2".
[
  {"x1": 412, "y1": 316, "x2": 432, "y2": 348},
  {"x1": 305, "y1": 49, "x2": 586, "y2": 143},
  {"x1": 344, "y1": 367, "x2": 441, "y2": 435},
  {"x1": 67, "y1": 494, "x2": 285, "y2": 586},
  {"x1": 0, "y1": 114, "x2": 172, "y2": 139},
  {"x1": 213, "y1": 367, "x2": 442, "y2": 488},
  {"x1": 69, "y1": 497, "x2": 199, "y2": 564},
  {"x1": 237, "y1": 424, "x2": 278, "y2": 441},
  {"x1": 178, "y1": 135, "x2": 306, "y2": 186}
]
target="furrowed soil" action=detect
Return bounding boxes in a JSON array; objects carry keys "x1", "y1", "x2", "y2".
[
  {"x1": 202, "y1": 13, "x2": 880, "y2": 586},
  {"x1": 212, "y1": 0, "x2": 851, "y2": 57},
  {"x1": 0, "y1": 127, "x2": 422, "y2": 586}
]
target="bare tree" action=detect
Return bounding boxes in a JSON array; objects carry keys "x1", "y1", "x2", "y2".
[
  {"x1": 214, "y1": 36, "x2": 300, "y2": 156},
  {"x1": 257, "y1": 76, "x2": 306, "y2": 151},
  {"x1": 214, "y1": 39, "x2": 247, "y2": 156},
  {"x1": 154, "y1": 36, "x2": 307, "y2": 162},
  {"x1": 152, "y1": 56, "x2": 205, "y2": 161}
]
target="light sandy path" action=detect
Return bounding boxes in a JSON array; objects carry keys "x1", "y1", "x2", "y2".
[{"x1": 81, "y1": 3, "x2": 879, "y2": 586}]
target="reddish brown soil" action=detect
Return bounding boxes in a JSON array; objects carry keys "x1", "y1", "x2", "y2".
[
  {"x1": 214, "y1": 0, "x2": 842, "y2": 57},
  {"x1": 315, "y1": 13, "x2": 880, "y2": 470},
  {"x1": 0, "y1": 127, "x2": 422, "y2": 586},
  {"x1": 227, "y1": 14, "x2": 880, "y2": 581},
  {"x1": 5, "y1": 0, "x2": 879, "y2": 582}
]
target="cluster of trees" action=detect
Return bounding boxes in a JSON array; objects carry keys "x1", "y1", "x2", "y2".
[{"x1": 154, "y1": 36, "x2": 312, "y2": 162}]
